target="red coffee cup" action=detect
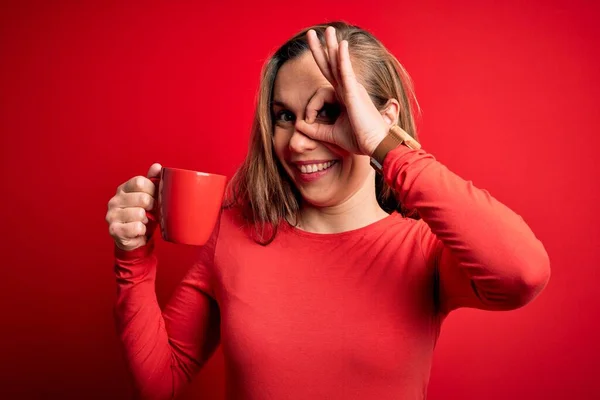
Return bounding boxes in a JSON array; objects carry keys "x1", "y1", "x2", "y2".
[{"x1": 148, "y1": 167, "x2": 226, "y2": 246}]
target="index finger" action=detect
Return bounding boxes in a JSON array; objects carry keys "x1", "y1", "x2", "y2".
[
  {"x1": 121, "y1": 175, "x2": 156, "y2": 196},
  {"x1": 305, "y1": 86, "x2": 337, "y2": 124}
]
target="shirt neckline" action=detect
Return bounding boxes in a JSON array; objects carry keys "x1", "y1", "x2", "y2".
[{"x1": 283, "y1": 211, "x2": 402, "y2": 240}]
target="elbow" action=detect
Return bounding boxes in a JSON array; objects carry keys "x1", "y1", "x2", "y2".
[
  {"x1": 507, "y1": 246, "x2": 551, "y2": 309},
  {"x1": 521, "y1": 249, "x2": 551, "y2": 304},
  {"x1": 475, "y1": 246, "x2": 551, "y2": 311}
]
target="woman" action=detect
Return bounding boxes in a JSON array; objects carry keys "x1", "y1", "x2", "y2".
[{"x1": 106, "y1": 21, "x2": 550, "y2": 399}]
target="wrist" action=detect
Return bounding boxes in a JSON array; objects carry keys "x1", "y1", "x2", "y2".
[
  {"x1": 114, "y1": 237, "x2": 155, "y2": 262},
  {"x1": 364, "y1": 125, "x2": 389, "y2": 156},
  {"x1": 369, "y1": 125, "x2": 421, "y2": 174}
]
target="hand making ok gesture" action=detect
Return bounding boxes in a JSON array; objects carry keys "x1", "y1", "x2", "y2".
[{"x1": 295, "y1": 26, "x2": 393, "y2": 156}]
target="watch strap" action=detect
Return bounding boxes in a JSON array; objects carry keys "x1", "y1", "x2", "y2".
[{"x1": 370, "y1": 125, "x2": 421, "y2": 173}]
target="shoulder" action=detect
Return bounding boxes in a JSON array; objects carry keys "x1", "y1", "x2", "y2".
[
  {"x1": 214, "y1": 205, "x2": 262, "y2": 245},
  {"x1": 384, "y1": 214, "x2": 439, "y2": 258},
  {"x1": 389, "y1": 214, "x2": 432, "y2": 238},
  {"x1": 404, "y1": 217, "x2": 443, "y2": 265},
  {"x1": 384, "y1": 212, "x2": 422, "y2": 236},
  {"x1": 192, "y1": 207, "x2": 248, "y2": 266},
  {"x1": 219, "y1": 206, "x2": 250, "y2": 233}
]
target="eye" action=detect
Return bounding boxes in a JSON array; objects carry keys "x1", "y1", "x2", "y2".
[
  {"x1": 316, "y1": 103, "x2": 340, "y2": 122},
  {"x1": 274, "y1": 110, "x2": 295, "y2": 123}
]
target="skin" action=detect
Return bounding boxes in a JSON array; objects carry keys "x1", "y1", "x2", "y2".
[{"x1": 271, "y1": 26, "x2": 402, "y2": 234}]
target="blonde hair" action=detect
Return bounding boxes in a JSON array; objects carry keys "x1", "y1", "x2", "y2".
[{"x1": 225, "y1": 21, "x2": 421, "y2": 245}]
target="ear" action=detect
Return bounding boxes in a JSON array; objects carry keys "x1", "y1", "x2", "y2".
[{"x1": 380, "y1": 99, "x2": 400, "y2": 126}]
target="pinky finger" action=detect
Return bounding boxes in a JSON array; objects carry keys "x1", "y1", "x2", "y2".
[
  {"x1": 126, "y1": 221, "x2": 147, "y2": 238},
  {"x1": 110, "y1": 221, "x2": 147, "y2": 239},
  {"x1": 118, "y1": 236, "x2": 147, "y2": 251}
]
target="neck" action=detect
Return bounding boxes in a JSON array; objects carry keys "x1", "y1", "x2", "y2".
[{"x1": 295, "y1": 177, "x2": 390, "y2": 234}]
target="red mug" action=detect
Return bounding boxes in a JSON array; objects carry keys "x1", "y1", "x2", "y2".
[{"x1": 148, "y1": 167, "x2": 227, "y2": 246}]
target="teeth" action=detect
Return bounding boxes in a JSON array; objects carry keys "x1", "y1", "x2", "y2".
[{"x1": 299, "y1": 160, "x2": 336, "y2": 174}]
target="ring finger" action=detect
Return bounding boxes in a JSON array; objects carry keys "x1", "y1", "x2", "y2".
[
  {"x1": 110, "y1": 207, "x2": 148, "y2": 224},
  {"x1": 109, "y1": 221, "x2": 147, "y2": 240},
  {"x1": 325, "y1": 27, "x2": 341, "y2": 85}
]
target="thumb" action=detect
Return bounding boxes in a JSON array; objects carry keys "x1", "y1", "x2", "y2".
[
  {"x1": 144, "y1": 163, "x2": 162, "y2": 238},
  {"x1": 296, "y1": 119, "x2": 335, "y2": 145},
  {"x1": 146, "y1": 163, "x2": 162, "y2": 179}
]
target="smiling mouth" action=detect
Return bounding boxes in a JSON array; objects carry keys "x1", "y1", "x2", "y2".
[{"x1": 296, "y1": 160, "x2": 338, "y2": 174}]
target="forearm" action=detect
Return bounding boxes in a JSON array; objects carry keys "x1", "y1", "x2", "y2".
[{"x1": 114, "y1": 241, "x2": 183, "y2": 400}]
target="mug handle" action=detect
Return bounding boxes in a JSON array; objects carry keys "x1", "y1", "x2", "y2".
[{"x1": 145, "y1": 176, "x2": 161, "y2": 239}]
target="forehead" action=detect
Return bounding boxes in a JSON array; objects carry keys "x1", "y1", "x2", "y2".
[{"x1": 272, "y1": 52, "x2": 330, "y2": 109}]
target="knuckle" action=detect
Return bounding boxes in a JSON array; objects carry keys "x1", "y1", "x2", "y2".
[
  {"x1": 126, "y1": 176, "x2": 141, "y2": 192},
  {"x1": 107, "y1": 196, "x2": 117, "y2": 210},
  {"x1": 122, "y1": 238, "x2": 136, "y2": 249},
  {"x1": 105, "y1": 209, "x2": 113, "y2": 224},
  {"x1": 136, "y1": 176, "x2": 146, "y2": 190},
  {"x1": 143, "y1": 193, "x2": 154, "y2": 209},
  {"x1": 108, "y1": 223, "x2": 118, "y2": 237},
  {"x1": 125, "y1": 223, "x2": 136, "y2": 237},
  {"x1": 139, "y1": 193, "x2": 149, "y2": 207},
  {"x1": 131, "y1": 207, "x2": 146, "y2": 222}
]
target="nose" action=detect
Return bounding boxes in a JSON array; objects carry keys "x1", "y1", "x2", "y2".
[{"x1": 288, "y1": 121, "x2": 318, "y2": 153}]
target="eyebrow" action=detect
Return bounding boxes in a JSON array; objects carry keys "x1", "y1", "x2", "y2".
[{"x1": 271, "y1": 88, "x2": 320, "y2": 110}]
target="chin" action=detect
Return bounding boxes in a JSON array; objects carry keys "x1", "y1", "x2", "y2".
[{"x1": 298, "y1": 189, "x2": 338, "y2": 208}]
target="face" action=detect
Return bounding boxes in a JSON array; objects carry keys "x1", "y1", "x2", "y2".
[{"x1": 271, "y1": 51, "x2": 375, "y2": 208}]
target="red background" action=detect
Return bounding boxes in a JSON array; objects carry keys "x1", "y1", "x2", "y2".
[{"x1": 1, "y1": 0, "x2": 598, "y2": 399}]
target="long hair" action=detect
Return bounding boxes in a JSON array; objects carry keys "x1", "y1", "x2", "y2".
[{"x1": 225, "y1": 21, "x2": 421, "y2": 245}]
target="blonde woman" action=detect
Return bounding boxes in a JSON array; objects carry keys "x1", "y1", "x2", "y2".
[{"x1": 106, "y1": 21, "x2": 550, "y2": 399}]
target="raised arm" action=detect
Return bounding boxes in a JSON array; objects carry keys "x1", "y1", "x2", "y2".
[
  {"x1": 384, "y1": 145, "x2": 551, "y2": 315},
  {"x1": 113, "y1": 228, "x2": 220, "y2": 400}
]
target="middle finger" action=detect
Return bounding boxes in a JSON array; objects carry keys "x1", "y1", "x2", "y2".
[
  {"x1": 110, "y1": 191, "x2": 155, "y2": 211},
  {"x1": 307, "y1": 29, "x2": 336, "y2": 86}
]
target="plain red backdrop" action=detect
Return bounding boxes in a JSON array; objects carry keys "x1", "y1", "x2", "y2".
[{"x1": 1, "y1": 0, "x2": 598, "y2": 399}]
